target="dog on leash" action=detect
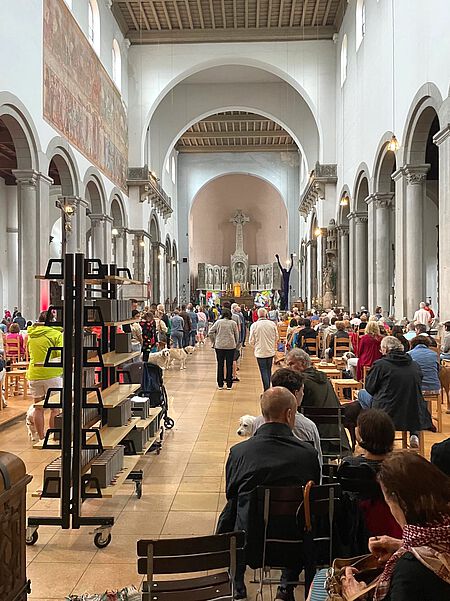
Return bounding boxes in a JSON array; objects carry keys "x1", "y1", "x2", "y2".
[
  {"x1": 168, "y1": 346, "x2": 196, "y2": 370},
  {"x1": 237, "y1": 414, "x2": 257, "y2": 437},
  {"x1": 26, "y1": 404, "x2": 39, "y2": 442},
  {"x1": 146, "y1": 348, "x2": 170, "y2": 369},
  {"x1": 341, "y1": 351, "x2": 356, "y2": 371}
]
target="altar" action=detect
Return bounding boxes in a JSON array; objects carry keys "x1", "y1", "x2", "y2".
[{"x1": 197, "y1": 209, "x2": 281, "y2": 303}]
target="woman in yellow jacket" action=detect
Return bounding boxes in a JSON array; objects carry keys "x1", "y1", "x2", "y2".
[{"x1": 27, "y1": 311, "x2": 63, "y2": 440}]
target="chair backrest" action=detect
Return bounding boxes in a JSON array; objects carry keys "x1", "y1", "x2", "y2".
[
  {"x1": 5, "y1": 336, "x2": 21, "y2": 361},
  {"x1": 255, "y1": 486, "x2": 305, "y2": 571},
  {"x1": 304, "y1": 337, "x2": 318, "y2": 356},
  {"x1": 337, "y1": 463, "x2": 381, "y2": 499},
  {"x1": 300, "y1": 406, "x2": 344, "y2": 460},
  {"x1": 334, "y1": 336, "x2": 351, "y2": 356},
  {"x1": 138, "y1": 531, "x2": 245, "y2": 575}
]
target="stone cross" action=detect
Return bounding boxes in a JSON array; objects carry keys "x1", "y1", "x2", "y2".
[{"x1": 230, "y1": 209, "x2": 249, "y2": 253}]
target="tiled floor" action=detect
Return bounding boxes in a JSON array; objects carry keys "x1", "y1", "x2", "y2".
[{"x1": 1, "y1": 342, "x2": 449, "y2": 600}]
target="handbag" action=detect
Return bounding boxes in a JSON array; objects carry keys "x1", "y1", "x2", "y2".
[{"x1": 325, "y1": 554, "x2": 383, "y2": 601}]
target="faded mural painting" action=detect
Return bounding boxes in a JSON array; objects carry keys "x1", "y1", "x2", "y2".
[{"x1": 43, "y1": 0, "x2": 128, "y2": 191}]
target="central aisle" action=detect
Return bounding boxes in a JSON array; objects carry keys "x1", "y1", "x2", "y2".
[{"x1": 5, "y1": 342, "x2": 277, "y2": 600}]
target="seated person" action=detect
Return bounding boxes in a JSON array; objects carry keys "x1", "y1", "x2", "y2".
[
  {"x1": 6, "y1": 322, "x2": 25, "y2": 357},
  {"x1": 430, "y1": 437, "x2": 450, "y2": 476},
  {"x1": 325, "y1": 320, "x2": 351, "y2": 361},
  {"x1": 338, "y1": 409, "x2": 402, "y2": 539},
  {"x1": 354, "y1": 336, "x2": 432, "y2": 448},
  {"x1": 404, "y1": 321, "x2": 417, "y2": 341},
  {"x1": 414, "y1": 323, "x2": 437, "y2": 347},
  {"x1": 252, "y1": 368, "x2": 323, "y2": 468},
  {"x1": 286, "y1": 348, "x2": 351, "y2": 455},
  {"x1": 440, "y1": 321, "x2": 450, "y2": 360},
  {"x1": 293, "y1": 318, "x2": 317, "y2": 354},
  {"x1": 217, "y1": 387, "x2": 320, "y2": 601},
  {"x1": 391, "y1": 324, "x2": 410, "y2": 352},
  {"x1": 408, "y1": 335, "x2": 441, "y2": 394},
  {"x1": 307, "y1": 451, "x2": 450, "y2": 601}
]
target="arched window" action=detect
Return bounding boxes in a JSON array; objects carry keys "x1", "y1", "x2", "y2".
[
  {"x1": 112, "y1": 39, "x2": 121, "y2": 90},
  {"x1": 340, "y1": 34, "x2": 348, "y2": 86},
  {"x1": 88, "y1": 0, "x2": 100, "y2": 55},
  {"x1": 356, "y1": 0, "x2": 366, "y2": 49}
]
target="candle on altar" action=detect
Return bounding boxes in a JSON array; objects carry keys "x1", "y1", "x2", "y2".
[{"x1": 234, "y1": 283, "x2": 241, "y2": 298}]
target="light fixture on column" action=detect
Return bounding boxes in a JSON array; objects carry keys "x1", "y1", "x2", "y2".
[
  {"x1": 139, "y1": 239, "x2": 145, "y2": 247},
  {"x1": 340, "y1": 193, "x2": 349, "y2": 207},
  {"x1": 171, "y1": 259, "x2": 176, "y2": 265},
  {"x1": 314, "y1": 227, "x2": 322, "y2": 237},
  {"x1": 387, "y1": 134, "x2": 399, "y2": 152},
  {"x1": 158, "y1": 252, "x2": 163, "y2": 259},
  {"x1": 111, "y1": 227, "x2": 119, "y2": 236}
]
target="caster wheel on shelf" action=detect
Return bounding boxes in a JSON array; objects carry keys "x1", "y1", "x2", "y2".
[
  {"x1": 135, "y1": 481, "x2": 142, "y2": 499},
  {"x1": 165, "y1": 418, "x2": 175, "y2": 429},
  {"x1": 94, "y1": 532, "x2": 112, "y2": 549},
  {"x1": 26, "y1": 529, "x2": 39, "y2": 546}
]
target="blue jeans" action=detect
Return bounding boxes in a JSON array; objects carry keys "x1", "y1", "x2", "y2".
[
  {"x1": 257, "y1": 356, "x2": 274, "y2": 391},
  {"x1": 171, "y1": 331, "x2": 183, "y2": 348},
  {"x1": 189, "y1": 330, "x2": 197, "y2": 346},
  {"x1": 357, "y1": 389, "x2": 373, "y2": 409}
]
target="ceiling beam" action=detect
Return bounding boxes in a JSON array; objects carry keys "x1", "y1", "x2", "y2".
[
  {"x1": 181, "y1": 131, "x2": 290, "y2": 139},
  {"x1": 173, "y1": 0, "x2": 183, "y2": 29},
  {"x1": 311, "y1": 0, "x2": 320, "y2": 27},
  {"x1": 256, "y1": 0, "x2": 260, "y2": 27},
  {"x1": 322, "y1": 0, "x2": 333, "y2": 25},
  {"x1": 200, "y1": 114, "x2": 270, "y2": 122},
  {"x1": 177, "y1": 144, "x2": 299, "y2": 153},
  {"x1": 278, "y1": 0, "x2": 284, "y2": 28},
  {"x1": 301, "y1": 0, "x2": 309, "y2": 27},
  {"x1": 289, "y1": 0, "x2": 297, "y2": 27},
  {"x1": 334, "y1": 0, "x2": 347, "y2": 29},
  {"x1": 161, "y1": 1, "x2": 173, "y2": 29},
  {"x1": 149, "y1": 0, "x2": 161, "y2": 30},
  {"x1": 197, "y1": 0, "x2": 204, "y2": 28},
  {"x1": 125, "y1": 1, "x2": 139, "y2": 30},
  {"x1": 221, "y1": 0, "x2": 226, "y2": 28},
  {"x1": 139, "y1": 3, "x2": 152, "y2": 30},
  {"x1": 126, "y1": 24, "x2": 336, "y2": 43},
  {"x1": 267, "y1": 0, "x2": 272, "y2": 28},
  {"x1": 209, "y1": 0, "x2": 215, "y2": 28},
  {"x1": 185, "y1": 0, "x2": 194, "y2": 29}
]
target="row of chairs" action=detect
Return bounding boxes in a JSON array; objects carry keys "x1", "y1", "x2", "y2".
[{"x1": 137, "y1": 480, "x2": 341, "y2": 600}]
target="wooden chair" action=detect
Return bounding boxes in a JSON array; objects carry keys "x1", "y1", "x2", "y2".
[
  {"x1": 362, "y1": 365, "x2": 372, "y2": 385},
  {"x1": 137, "y1": 531, "x2": 245, "y2": 601},
  {"x1": 331, "y1": 378, "x2": 362, "y2": 403},
  {"x1": 333, "y1": 337, "x2": 351, "y2": 358},
  {"x1": 304, "y1": 337, "x2": 318, "y2": 356},
  {"x1": 5, "y1": 337, "x2": 22, "y2": 363},
  {"x1": 300, "y1": 406, "x2": 347, "y2": 462},
  {"x1": 277, "y1": 323, "x2": 288, "y2": 342},
  {"x1": 399, "y1": 431, "x2": 425, "y2": 456},
  {"x1": 4, "y1": 369, "x2": 28, "y2": 399},
  {"x1": 423, "y1": 391, "x2": 443, "y2": 433}
]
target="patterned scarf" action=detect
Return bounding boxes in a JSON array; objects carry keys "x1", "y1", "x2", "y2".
[{"x1": 374, "y1": 517, "x2": 450, "y2": 601}]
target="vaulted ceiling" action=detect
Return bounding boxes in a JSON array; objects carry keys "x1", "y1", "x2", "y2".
[
  {"x1": 112, "y1": 0, "x2": 347, "y2": 44},
  {"x1": 175, "y1": 111, "x2": 297, "y2": 153}
]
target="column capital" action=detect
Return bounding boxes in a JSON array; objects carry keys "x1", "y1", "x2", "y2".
[
  {"x1": 337, "y1": 225, "x2": 349, "y2": 237},
  {"x1": 348, "y1": 212, "x2": 368, "y2": 224},
  {"x1": 58, "y1": 195, "x2": 89, "y2": 209},
  {"x1": 433, "y1": 123, "x2": 450, "y2": 146},
  {"x1": 403, "y1": 164, "x2": 430, "y2": 184},
  {"x1": 12, "y1": 169, "x2": 39, "y2": 188},
  {"x1": 89, "y1": 212, "x2": 113, "y2": 224},
  {"x1": 371, "y1": 192, "x2": 394, "y2": 209}
]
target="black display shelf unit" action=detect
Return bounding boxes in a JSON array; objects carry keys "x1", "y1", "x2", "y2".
[{"x1": 25, "y1": 254, "x2": 162, "y2": 549}]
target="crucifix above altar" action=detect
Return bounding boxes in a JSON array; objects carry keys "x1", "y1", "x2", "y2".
[{"x1": 230, "y1": 209, "x2": 249, "y2": 287}]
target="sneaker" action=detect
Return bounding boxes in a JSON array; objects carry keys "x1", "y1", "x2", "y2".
[
  {"x1": 275, "y1": 586, "x2": 296, "y2": 601},
  {"x1": 226, "y1": 386, "x2": 232, "y2": 390},
  {"x1": 410, "y1": 434, "x2": 420, "y2": 449},
  {"x1": 217, "y1": 386, "x2": 224, "y2": 390},
  {"x1": 234, "y1": 585, "x2": 247, "y2": 600}
]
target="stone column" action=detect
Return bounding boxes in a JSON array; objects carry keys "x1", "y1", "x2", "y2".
[
  {"x1": 365, "y1": 195, "x2": 376, "y2": 312},
  {"x1": 338, "y1": 226, "x2": 349, "y2": 309},
  {"x1": 58, "y1": 196, "x2": 89, "y2": 255},
  {"x1": 434, "y1": 125, "x2": 450, "y2": 319},
  {"x1": 392, "y1": 168, "x2": 407, "y2": 318},
  {"x1": 89, "y1": 213, "x2": 113, "y2": 263},
  {"x1": 403, "y1": 164, "x2": 430, "y2": 318},
  {"x1": 113, "y1": 227, "x2": 127, "y2": 268},
  {"x1": 13, "y1": 170, "x2": 39, "y2": 320},
  {"x1": 348, "y1": 214, "x2": 356, "y2": 312},
  {"x1": 373, "y1": 193, "x2": 394, "y2": 315},
  {"x1": 310, "y1": 240, "x2": 318, "y2": 306},
  {"x1": 152, "y1": 242, "x2": 161, "y2": 303},
  {"x1": 353, "y1": 212, "x2": 368, "y2": 310}
]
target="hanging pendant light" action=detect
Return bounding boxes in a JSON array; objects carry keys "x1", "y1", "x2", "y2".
[{"x1": 339, "y1": 194, "x2": 349, "y2": 207}]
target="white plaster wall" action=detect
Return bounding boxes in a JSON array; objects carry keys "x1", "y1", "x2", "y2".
[
  {"x1": 127, "y1": 40, "x2": 337, "y2": 166},
  {"x1": 336, "y1": 0, "x2": 450, "y2": 199}
]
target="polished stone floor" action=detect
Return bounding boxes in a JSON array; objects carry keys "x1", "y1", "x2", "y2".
[{"x1": 1, "y1": 341, "x2": 449, "y2": 600}]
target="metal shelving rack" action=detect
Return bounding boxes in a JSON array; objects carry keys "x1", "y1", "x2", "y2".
[{"x1": 26, "y1": 253, "x2": 157, "y2": 549}]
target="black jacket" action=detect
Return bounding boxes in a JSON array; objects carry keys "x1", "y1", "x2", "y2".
[
  {"x1": 217, "y1": 422, "x2": 320, "y2": 557},
  {"x1": 365, "y1": 351, "x2": 432, "y2": 431},
  {"x1": 384, "y1": 552, "x2": 450, "y2": 601}
]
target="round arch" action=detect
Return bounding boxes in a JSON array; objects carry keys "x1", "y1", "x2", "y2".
[
  {"x1": 352, "y1": 164, "x2": 371, "y2": 212},
  {"x1": 108, "y1": 187, "x2": 128, "y2": 227},
  {"x1": 336, "y1": 185, "x2": 351, "y2": 224},
  {"x1": 0, "y1": 92, "x2": 41, "y2": 171},
  {"x1": 46, "y1": 137, "x2": 81, "y2": 196},
  {"x1": 142, "y1": 57, "x2": 323, "y2": 158},
  {"x1": 372, "y1": 131, "x2": 396, "y2": 193},
  {"x1": 83, "y1": 168, "x2": 107, "y2": 214}
]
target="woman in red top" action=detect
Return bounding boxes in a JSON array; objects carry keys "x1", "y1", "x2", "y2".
[{"x1": 356, "y1": 320, "x2": 383, "y2": 381}]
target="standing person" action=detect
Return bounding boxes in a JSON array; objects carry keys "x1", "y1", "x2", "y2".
[
  {"x1": 249, "y1": 307, "x2": 279, "y2": 391},
  {"x1": 156, "y1": 304, "x2": 170, "y2": 348},
  {"x1": 208, "y1": 308, "x2": 239, "y2": 390},
  {"x1": 196, "y1": 306, "x2": 208, "y2": 344},
  {"x1": 140, "y1": 311, "x2": 157, "y2": 361},
  {"x1": 170, "y1": 309, "x2": 184, "y2": 349},
  {"x1": 413, "y1": 302, "x2": 432, "y2": 330},
  {"x1": 349, "y1": 321, "x2": 383, "y2": 381},
  {"x1": 179, "y1": 305, "x2": 192, "y2": 348},
  {"x1": 268, "y1": 304, "x2": 280, "y2": 323},
  {"x1": 186, "y1": 303, "x2": 198, "y2": 346},
  {"x1": 130, "y1": 309, "x2": 143, "y2": 349},
  {"x1": 26, "y1": 311, "x2": 64, "y2": 440}
]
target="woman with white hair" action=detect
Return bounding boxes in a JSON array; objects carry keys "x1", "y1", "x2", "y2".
[{"x1": 355, "y1": 336, "x2": 432, "y2": 448}]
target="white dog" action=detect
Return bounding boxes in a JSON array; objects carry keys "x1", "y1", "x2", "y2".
[
  {"x1": 26, "y1": 404, "x2": 39, "y2": 442},
  {"x1": 237, "y1": 414, "x2": 257, "y2": 437},
  {"x1": 146, "y1": 348, "x2": 170, "y2": 369},
  {"x1": 168, "y1": 346, "x2": 196, "y2": 370}
]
